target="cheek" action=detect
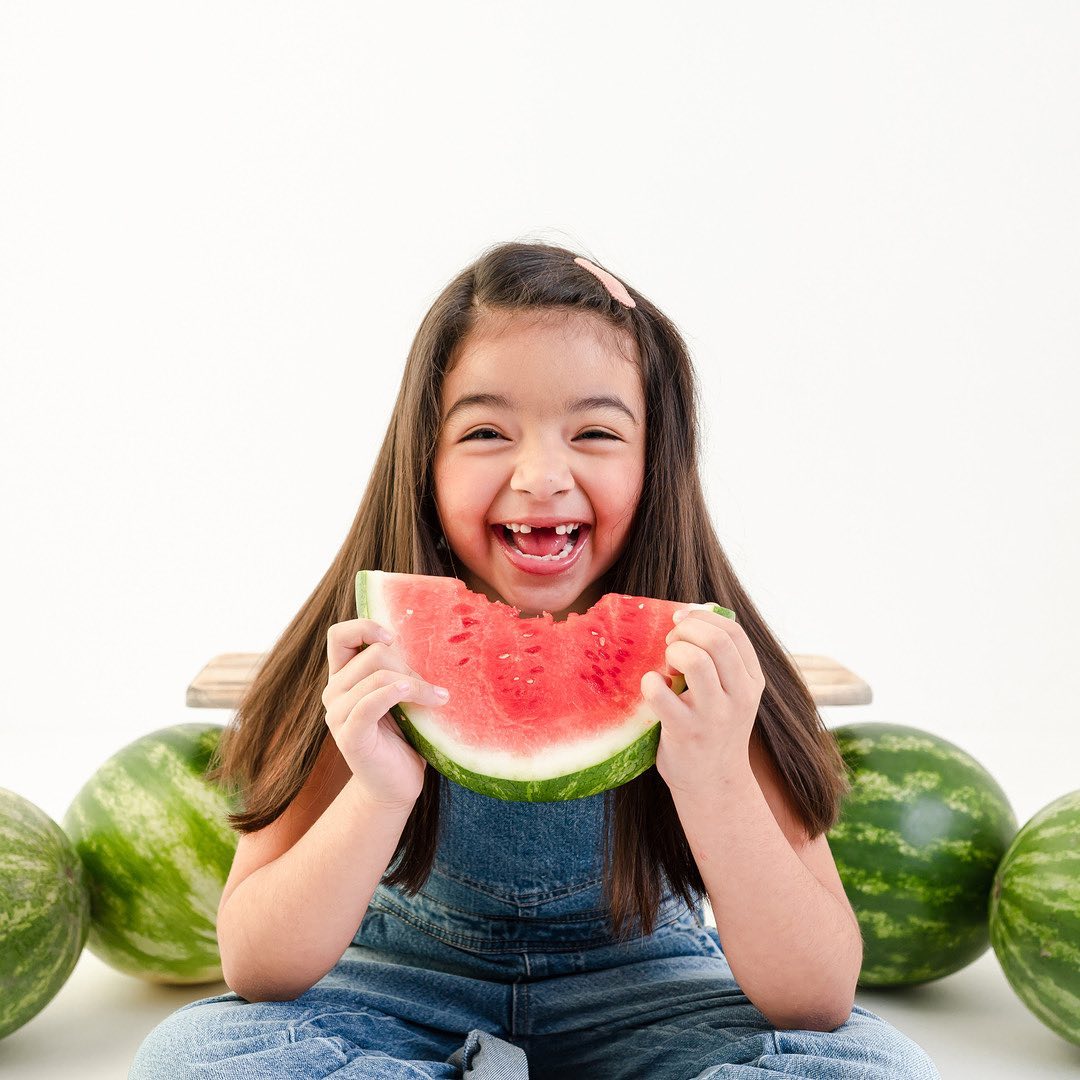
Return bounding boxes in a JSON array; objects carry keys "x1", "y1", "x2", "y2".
[
  {"x1": 437, "y1": 481, "x2": 495, "y2": 538},
  {"x1": 602, "y1": 463, "x2": 644, "y2": 520}
]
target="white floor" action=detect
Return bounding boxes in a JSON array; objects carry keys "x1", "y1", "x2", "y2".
[{"x1": 2, "y1": 914, "x2": 1077, "y2": 1079}]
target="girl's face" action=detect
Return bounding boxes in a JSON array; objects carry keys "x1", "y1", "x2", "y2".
[{"x1": 434, "y1": 311, "x2": 646, "y2": 620}]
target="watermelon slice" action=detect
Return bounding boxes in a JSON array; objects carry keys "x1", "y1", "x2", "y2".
[{"x1": 355, "y1": 570, "x2": 734, "y2": 801}]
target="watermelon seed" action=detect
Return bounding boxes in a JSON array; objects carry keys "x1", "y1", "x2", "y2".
[
  {"x1": 526, "y1": 679, "x2": 534, "y2": 684},
  {"x1": 499, "y1": 653, "x2": 510, "y2": 659},
  {"x1": 599, "y1": 637, "x2": 605, "y2": 646}
]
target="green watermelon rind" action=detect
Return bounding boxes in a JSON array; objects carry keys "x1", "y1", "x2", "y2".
[
  {"x1": 61, "y1": 723, "x2": 239, "y2": 985},
  {"x1": 393, "y1": 707, "x2": 662, "y2": 802},
  {"x1": 356, "y1": 570, "x2": 734, "y2": 802},
  {"x1": 827, "y1": 721, "x2": 1017, "y2": 988},
  {"x1": 989, "y1": 788, "x2": 1080, "y2": 1046},
  {"x1": 0, "y1": 789, "x2": 90, "y2": 1041}
]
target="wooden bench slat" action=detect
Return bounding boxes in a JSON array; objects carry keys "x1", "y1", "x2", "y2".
[{"x1": 186, "y1": 652, "x2": 871, "y2": 709}]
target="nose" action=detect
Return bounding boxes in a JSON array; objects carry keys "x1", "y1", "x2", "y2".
[{"x1": 510, "y1": 440, "x2": 574, "y2": 497}]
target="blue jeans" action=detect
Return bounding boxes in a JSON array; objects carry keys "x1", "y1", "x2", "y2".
[{"x1": 131, "y1": 783, "x2": 940, "y2": 1079}]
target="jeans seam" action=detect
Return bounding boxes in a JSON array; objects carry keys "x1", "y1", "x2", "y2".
[
  {"x1": 368, "y1": 896, "x2": 691, "y2": 952},
  {"x1": 432, "y1": 865, "x2": 603, "y2": 903},
  {"x1": 418, "y1": 889, "x2": 613, "y2": 923},
  {"x1": 369, "y1": 899, "x2": 617, "y2": 951}
]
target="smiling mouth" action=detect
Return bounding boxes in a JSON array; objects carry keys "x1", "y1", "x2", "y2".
[{"x1": 491, "y1": 524, "x2": 590, "y2": 561}]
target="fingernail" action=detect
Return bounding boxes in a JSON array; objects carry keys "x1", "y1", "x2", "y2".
[
  {"x1": 434, "y1": 686, "x2": 450, "y2": 699},
  {"x1": 380, "y1": 629, "x2": 395, "y2": 644},
  {"x1": 673, "y1": 609, "x2": 688, "y2": 622}
]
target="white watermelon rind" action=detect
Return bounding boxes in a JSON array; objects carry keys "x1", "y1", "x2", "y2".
[{"x1": 356, "y1": 569, "x2": 733, "y2": 802}]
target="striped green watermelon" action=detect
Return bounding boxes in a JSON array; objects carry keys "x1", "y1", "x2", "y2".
[
  {"x1": 62, "y1": 723, "x2": 238, "y2": 984},
  {"x1": 828, "y1": 722, "x2": 1017, "y2": 986},
  {"x1": 989, "y1": 789, "x2": 1080, "y2": 1045},
  {"x1": 0, "y1": 790, "x2": 89, "y2": 1040},
  {"x1": 356, "y1": 570, "x2": 734, "y2": 801}
]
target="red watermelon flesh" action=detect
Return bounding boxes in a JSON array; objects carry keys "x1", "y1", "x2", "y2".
[{"x1": 356, "y1": 570, "x2": 734, "y2": 801}]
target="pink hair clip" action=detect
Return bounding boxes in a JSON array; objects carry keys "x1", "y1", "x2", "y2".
[{"x1": 573, "y1": 256, "x2": 637, "y2": 309}]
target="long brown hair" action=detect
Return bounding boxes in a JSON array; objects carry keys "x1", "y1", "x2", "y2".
[{"x1": 207, "y1": 239, "x2": 849, "y2": 940}]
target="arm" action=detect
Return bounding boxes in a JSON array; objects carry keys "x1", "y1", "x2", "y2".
[
  {"x1": 672, "y1": 733, "x2": 862, "y2": 1032},
  {"x1": 216, "y1": 775, "x2": 414, "y2": 1003}
]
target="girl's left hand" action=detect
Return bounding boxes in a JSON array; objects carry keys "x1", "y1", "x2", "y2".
[{"x1": 641, "y1": 606, "x2": 767, "y2": 800}]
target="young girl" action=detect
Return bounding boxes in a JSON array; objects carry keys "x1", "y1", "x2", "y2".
[{"x1": 131, "y1": 241, "x2": 940, "y2": 1079}]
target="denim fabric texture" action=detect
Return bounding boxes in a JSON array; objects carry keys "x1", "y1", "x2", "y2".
[{"x1": 130, "y1": 781, "x2": 941, "y2": 1079}]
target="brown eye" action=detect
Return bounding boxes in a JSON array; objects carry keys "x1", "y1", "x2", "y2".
[{"x1": 461, "y1": 428, "x2": 617, "y2": 442}]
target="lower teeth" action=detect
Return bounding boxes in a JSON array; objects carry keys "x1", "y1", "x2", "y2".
[{"x1": 511, "y1": 534, "x2": 576, "y2": 560}]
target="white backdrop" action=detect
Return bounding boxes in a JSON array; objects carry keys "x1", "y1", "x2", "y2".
[{"x1": 2, "y1": 2, "x2": 1077, "y2": 840}]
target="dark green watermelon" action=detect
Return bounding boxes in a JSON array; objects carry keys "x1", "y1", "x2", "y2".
[
  {"x1": 990, "y1": 789, "x2": 1080, "y2": 1045},
  {"x1": 0, "y1": 789, "x2": 89, "y2": 1039},
  {"x1": 828, "y1": 722, "x2": 1017, "y2": 986}
]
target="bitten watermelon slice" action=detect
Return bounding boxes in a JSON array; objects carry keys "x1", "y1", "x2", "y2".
[{"x1": 355, "y1": 570, "x2": 734, "y2": 801}]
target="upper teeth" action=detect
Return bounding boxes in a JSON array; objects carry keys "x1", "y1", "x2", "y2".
[{"x1": 502, "y1": 522, "x2": 582, "y2": 535}]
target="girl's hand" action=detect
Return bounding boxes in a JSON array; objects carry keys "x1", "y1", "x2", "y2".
[
  {"x1": 641, "y1": 607, "x2": 766, "y2": 801},
  {"x1": 322, "y1": 618, "x2": 450, "y2": 811}
]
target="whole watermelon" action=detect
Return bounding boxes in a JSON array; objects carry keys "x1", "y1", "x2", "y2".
[
  {"x1": 989, "y1": 789, "x2": 1080, "y2": 1045},
  {"x1": 827, "y1": 722, "x2": 1017, "y2": 986},
  {"x1": 0, "y1": 790, "x2": 90, "y2": 1039},
  {"x1": 62, "y1": 723, "x2": 238, "y2": 984}
]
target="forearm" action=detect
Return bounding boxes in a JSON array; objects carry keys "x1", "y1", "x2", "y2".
[
  {"x1": 672, "y1": 766, "x2": 862, "y2": 1031},
  {"x1": 217, "y1": 778, "x2": 413, "y2": 1002}
]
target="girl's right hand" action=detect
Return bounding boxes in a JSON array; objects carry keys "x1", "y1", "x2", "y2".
[{"x1": 322, "y1": 619, "x2": 450, "y2": 812}]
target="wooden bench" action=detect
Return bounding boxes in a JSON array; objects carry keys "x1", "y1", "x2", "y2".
[{"x1": 185, "y1": 652, "x2": 872, "y2": 709}]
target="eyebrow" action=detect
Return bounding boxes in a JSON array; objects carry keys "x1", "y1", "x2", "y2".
[{"x1": 443, "y1": 392, "x2": 639, "y2": 427}]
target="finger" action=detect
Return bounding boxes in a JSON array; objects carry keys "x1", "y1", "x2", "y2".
[
  {"x1": 671, "y1": 610, "x2": 764, "y2": 684},
  {"x1": 664, "y1": 640, "x2": 727, "y2": 720},
  {"x1": 665, "y1": 619, "x2": 744, "y2": 694},
  {"x1": 329, "y1": 676, "x2": 414, "y2": 740},
  {"x1": 329, "y1": 668, "x2": 449, "y2": 728},
  {"x1": 640, "y1": 669, "x2": 693, "y2": 729},
  {"x1": 326, "y1": 618, "x2": 394, "y2": 677},
  {"x1": 324, "y1": 640, "x2": 393, "y2": 704}
]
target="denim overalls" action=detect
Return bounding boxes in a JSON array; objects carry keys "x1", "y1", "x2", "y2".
[{"x1": 130, "y1": 780, "x2": 941, "y2": 1079}]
